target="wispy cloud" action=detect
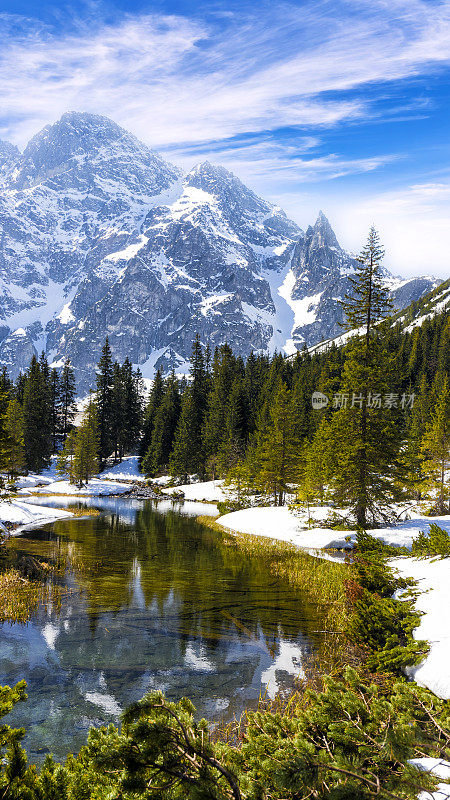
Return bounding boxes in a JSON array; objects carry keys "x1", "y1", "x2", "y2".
[
  {"x1": 163, "y1": 136, "x2": 398, "y2": 186},
  {"x1": 324, "y1": 178, "x2": 450, "y2": 277},
  {"x1": 0, "y1": 0, "x2": 449, "y2": 149},
  {"x1": 0, "y1": 0, "x2": 449, "y2": 276}
]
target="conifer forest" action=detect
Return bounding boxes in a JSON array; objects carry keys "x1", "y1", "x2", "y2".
[{"x1": 0, "y1": 226, "x2": 448, "y2": 799}]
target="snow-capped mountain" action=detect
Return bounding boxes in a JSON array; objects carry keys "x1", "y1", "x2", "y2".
[
  {"x1": 0, "y1": 112, "x2": 441, "y2": 386},
  {"x1": 281, "y1": 211, "x2": 441, "y2": 348}
]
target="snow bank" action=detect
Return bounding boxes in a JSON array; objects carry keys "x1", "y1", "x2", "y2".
[
  {"x1": 217, "y1": 506, "x2": 450, "y2": 551},
  {"x1": 162, "y1": 480, "x2": 227, "y2": 502},
  {"x1": 218, "y1": 505, "x2": 450, "y2": 703},
  {"x1": 32, "y1": 478, "x2": 132, "y2": 496},
  {"x1": 218, "y1": 506, "x2": 352, "y2": 548},
  {"x1": 99, "y1": 456, "x2": 143, "y2": 481},
  {"x1": 151, "y1": 475, "x2": 172, "y2": 486},
  {"x1": 0, "y1": 498, "x2": 72, "y2": 531},
  {"x1": 390, "y1": 556, "x2": 450, "y2": 700}
]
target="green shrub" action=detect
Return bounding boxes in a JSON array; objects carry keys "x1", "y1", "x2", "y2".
[
  {"x1": 411, "y1": 524, "x2": 450, "y2": 558},
  {"x1": 217, "y1": 500, "x2": 248, "y2": 515},
  {"x1": 0, "y1": 674, "x2": 448, "y2": 799},
  {"x1": 348, "y1": 531, "x2": 428, "y2": 673}
]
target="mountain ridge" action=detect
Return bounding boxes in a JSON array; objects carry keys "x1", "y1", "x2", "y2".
[{"x1": 0, "y1": 112, "x2": 441, "y2": 386}]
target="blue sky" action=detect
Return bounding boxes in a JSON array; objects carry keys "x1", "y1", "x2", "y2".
[{"x1": 0, "y1": 0, "x2": 449, "y2": 276}]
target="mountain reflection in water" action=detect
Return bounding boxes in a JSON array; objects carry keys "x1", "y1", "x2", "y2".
[{"x1": 0, "y1": 498, "x2": 322, "y2": 761}]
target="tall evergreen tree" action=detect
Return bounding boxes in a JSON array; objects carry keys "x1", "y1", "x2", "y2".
[
  {"x1": 122, "y1": 359, "x2": 143, "y2": 455},
  {"x1": 111, "y1": 361, "x2": 126, "y2": 462},
  {"x1": 142, "y1": 372, "x2": 180, "y2": 476},
  {"x1": 95, "y1": 338, "x2": 114, "y2": 466},
  {"x1": 170, "y1": 335, "x2": 208, "y2": 480},
  {"x1": 217, "y1": 377, "x2": 247, "y2": 474},
  {"x1": 0, "y1": 385, "x2": 13, "y2": 482},
  {"x1": 4, "y1": 397, "x2": 26, "y2": 479},
  {"x1": 421, "y1": 376, "x2": 450, "y2": 513},
  {"x1": 334, "y1": 228, "x2": 401, "y2": 526},
  {"x1": 139, "y1": 369, "x2": 164, "y2": 461},
  {"x1": 250, "y1": 383, "x2": 300, "y2": 505},
  {"x1": 22, "y1": 355, "x2": 52, "y2": 472},
  {"x1": 49, "y1": 368, "x2": 61, "y2": 452},
  {"x1": 57, "y1": 398, "x2": 99, "y2": 487},
  {"x1": 203, "y1": 344, "x2": 236, "y2": 463},
  {"x1": 169, "y1": 391, "x2": 195, "y2": 483},
  {"x1": 59, "y1": 359, "x2": 77, "y2": 444}
]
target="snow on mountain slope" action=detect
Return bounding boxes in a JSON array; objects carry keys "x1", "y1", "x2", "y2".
[
  {"x1": 284, "y1": 211, "x2": 442, "y2": 348},
  {"x1": 0, "y1": 113, "x2": 441, "y2": 386}
]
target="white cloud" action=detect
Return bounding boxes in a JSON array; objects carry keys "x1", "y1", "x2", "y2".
[
  {"x1": 164, "y1": 137, "x2": 398, "y2": 185},
  {"x1": 321, "y1": 180, "x2": 450, "y2": 278},
  {"x1": 0, "y1": 0, "x2": 449, "y2": 148},
  {"x1": 0, "y1": 1, "x2": 449, "y2": 278}
]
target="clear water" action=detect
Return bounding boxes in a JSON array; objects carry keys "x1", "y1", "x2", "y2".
[{"x1": 0, "y1": 497, "x2": 323, "y2": 761}]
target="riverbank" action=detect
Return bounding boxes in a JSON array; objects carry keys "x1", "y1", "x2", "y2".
[
  {"x1": 0, "y1": 498, "x2": 73, "y2": 534},
  {"x1": 217, "y1": 503, "x2": 450, "y2": 550},
  {"x1": 198, "y1": 514, "x2": 348, "y2": 669},
  {"x1": 205, "y1": 503, "x2": 450, "y2": 705}
]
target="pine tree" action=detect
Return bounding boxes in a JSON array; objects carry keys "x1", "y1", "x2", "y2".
[
  {"x1": 302, "y1": 417, "x2": 332, "y2": 506},
  {"x1": 95, "y1": 338, "x2": 114, "y2": 467},
  {"x1": 73, "y1": 400, "x2": 99, "y2": 486},
  {"x1": 57, "y1": 400, "x2": 99, "y2": 487},
  {"x1": 170, "y1": 335, "x2": 208, "y2": 480},
  {"x1": 335, "y1": 229, "x2": 401, "y2": 526},
  {"x1": 139, "y1": 369, "x2": 164, "y2": 461},
  {"x1": 49, "y1": 368, "x2": 61, "y2": 452},
  {"x1": 252, "y1": 383, "x2": 300, "y2": 505},
  {"x1": 421, "y1": 377, "x2": 450, "y2": 513},
  {"x1": 4, "y1": 397, "x2": 26, "y2": 479},
  {"x1": 56, "y1": 428, "x2": 78, "y2": 483},
  {"x1": 0, "y1": 385, "x2": 13, "y2": 483},
  {"x1": 111, "y1": 360, "x2": 126, "y2": 462},
  {"x1": 217, "y1": 377, "x2": 247, "y2": 474},
  {"x1": 22, "y1": 355, "x2": 52, "y2": 472},
  {"x1": 169, "y1": 392, "x2": 195, "y2": 483},
  {"x1": 122, "y1": 359, "x2": 142, "y2": 455},
  {"x1": 341, "y1": 226, "x2": 393, "y2": 333},
  {"x1": 142, "y1": 372, "x2": 180, "y2": 476},
  {"x1": 59, "y1": 359, "x2": 76, "y2": 445},
  {"x1": 403, "y1": 375, "x2": 429, "y2": 499},
  {"x1": 203, "y1": 344, "x2": 236, "y2": 463}
]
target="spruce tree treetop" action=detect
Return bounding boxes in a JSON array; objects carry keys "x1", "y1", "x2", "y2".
[{"x1": 341, "y1": 226, "x2": 393, "y2": 338}]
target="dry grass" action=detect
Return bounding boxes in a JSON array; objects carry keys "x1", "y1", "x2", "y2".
[
  {"x1": 64, "y1": 505, "x2": 100, "y2": 517},
  {"x1": 0, "y1": 567, "x2": 71, "y2": 624}
]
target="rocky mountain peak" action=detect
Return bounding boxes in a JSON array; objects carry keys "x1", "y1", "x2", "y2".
[
  {"x1": 309, "y1": 210, "x2": 340, "y2": 250},
  {"x1": 0, "y1": 113, "x2": 440, "y2": 386},
  {"x1": 13, "y1": 112, "x2": 180, "y2": 193},
  {"x1": 185, "y1": 160, "x2": 271, "y2": 217}
]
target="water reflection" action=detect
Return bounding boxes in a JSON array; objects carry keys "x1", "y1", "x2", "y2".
[{"x1": 1, "y1": 500, "x2": 319, "y2": 761}]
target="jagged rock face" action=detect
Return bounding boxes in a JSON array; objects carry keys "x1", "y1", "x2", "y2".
[
  {"x1": 284, "y1": 212, "x2": 441, "y2": 347},
  {"x1": 48, "y1": 162, "x2": 301, "y2": 386},
  {"x1": 0, "y1": 112, "x2": 181, "y2": 375},
  {"x1": 0, "y1": 113, "x2": 441, "y2": 386}
]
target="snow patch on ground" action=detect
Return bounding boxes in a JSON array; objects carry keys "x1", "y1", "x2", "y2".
[
  {"x1": 162, "y1": 480, "x2": 227, "y2": 502},
  {"x1": 390, "y1": 556, "x2": 450, "y2": 700},
  {"x1": 99, "y1": 456, "x2": 143, "y2": 481},
  {"x1": 218, "y1": 506, "x2": 450, "y2": 551},
  {"x1": 31, "y1": 478, "x2": 132, "y2": 496},
  {"x1": 411, "y1": 758, "x2": 450, "y2": 799},
  {"x1": 0, "y1": 498, "x2": 72, "y2": 532}
]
